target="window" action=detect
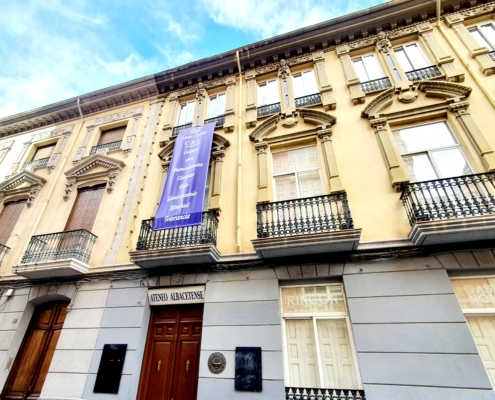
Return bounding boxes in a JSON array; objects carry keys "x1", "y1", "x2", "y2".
[
  {"x1": 0, "y1": 198, "x2": 26, "y2": 245},
  {"x1": 32, "y1": 144, "x2": 55, "y2": 162},
  {"x1": 98, "y1": 126, "x2": 126, "y2": 146},
  {"x1": 393, "y1": 122, "x2": 471, "y2": 182},
  {"x1": 258, "y1": 80, "x2": 279, "y2": 106},
  {"x1": 469, "y1": 23, "x2": 495, "y2": 51},
  {"x1": 281, "y1": 284, "x2": 361, "y2": 389},
  {"x1": 352, "y1": 54, "x2": 385, "y2": 82},
  {"x1": 177, "y1": 100, "x2": 196, "y2": 126},
  {"x1": 207, "y1": 94, "x2": 226, "y2": 119},
  {"x1": 393, "y1": 43, "x2": 431, "y2": 72},
  {"x1": 65, "y1": 184, "x2": 105, "y2": 232},
  {"x1": 272, "y1": 146, "x2": 323, "y2": 200},
  {"x1": 292, "y1": 70, "x2": 318, "y2": 98}
]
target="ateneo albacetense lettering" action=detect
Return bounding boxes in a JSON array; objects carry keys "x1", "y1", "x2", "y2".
[
  {"x1": 150, "y1": 293, "x2": 169, "y2": 302},
  {"x1": 171, "y1": 291, "x2": 204, "y2": 301},
  {"x1": 177, "y1": 173, "x2": 194, "y2": 180}
]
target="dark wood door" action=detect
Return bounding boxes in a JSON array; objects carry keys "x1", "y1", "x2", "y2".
[
  {"x1": 138, "y1": 304, "x2": 203, "y2": 400},
  {"x1": 2, "y1": 301, "x2": 69, "y2": 399}
]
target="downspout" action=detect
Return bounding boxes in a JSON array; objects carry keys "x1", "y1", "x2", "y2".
[
  {"x1": 235, "y1": 50, "x2": 243, "y2": 252},
  {"x1": 437, "y1": 0, "x2": 495, "y2": 108},
  {"x1": 77, "y1": 98, "x2": 84, "y2": 121}
]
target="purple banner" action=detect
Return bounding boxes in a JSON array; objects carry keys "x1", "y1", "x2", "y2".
[{"x1": 153, "y1": 122, "x2": 215, "y2": 230}]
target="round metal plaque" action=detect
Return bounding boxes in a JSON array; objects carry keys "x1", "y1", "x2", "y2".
[{"x1": 208, "y1": 352, "x2": 226, "y2": 374}]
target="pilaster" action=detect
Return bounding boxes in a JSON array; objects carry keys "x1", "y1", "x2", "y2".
[
  {"x1": 122, "y1": 113, "x2": 143, "y2": 158},
  {"x1": 161, "y1": 93, "x2": 179, "y2": 145},
  {"x1": 255, "y1": 141, "x2": 270, "y2": 204},
  {"x1": 313, "y1": 52, "x2": 336, "y2": 111},
  {"x1": 245, "y1": 71, "x2": 258, "y2": 128},
  {"x1": 375, "y1": 32, "x2": 412, "y2": 92},
  {"x1": 318, "y1": 128, "x2": 344, "y2": 193},
  {"x1": 223, "y1": 76, "x2": 236, "y2": 133},
  {"x1": 337, "y1": 45, "x2": 365, "y2": 105},
  {"x1": 278, "y1": 60, "x2": 295, "y2": 115},
  {"x1": 208, "y1": 149, "x2": 225, "y2": 212}
]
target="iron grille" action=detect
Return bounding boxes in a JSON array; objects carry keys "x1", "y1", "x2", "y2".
[
  {"x1": 401, "y1": 173, "x2": 495, "y2": 225},
  {"x1": 21, "y1": 229, "x2": 97, "y2": 264},
  {"x1": 295, "y1": 93, "x2": 321, "y2": 107},
  {"x1": 172, "y1": 123, "x2": 192, "y2": 137},
  {"x1": 405, "y1": 66, "x2": 442, "y2": 81},
  {"x1": 136, "y1": 211, "x2": 218, "y2": 250},
  {"x1": 360, "y1": 77, "x2": 392, "y2": 93},
  {"x1": 22, "y1": 157, "x2": 49, "y2": 171},
  {"x1": 0, "y1": 244, "x2": 9, "y2": 265},
  {"x1": 286, "y1": 387, "x2": 365, "y2": 400},
  {"x1": 490, "y1": 51, "x2": 495, "y2": 61},
  {"x1": 89, "y1": 140, "x2": 122, "y2": 155},
  {"x1": 257, "y1": 102, "x2": 281, "y2": 117},
  {"x1": 256, "y1": 193, "x2": 354, "y2": 238},
  {"x1": 204, "y1": 115, "x2": 225, "y2": 127}
]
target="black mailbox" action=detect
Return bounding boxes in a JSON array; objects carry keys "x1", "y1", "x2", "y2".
[
  {"x1": 235, "y1": 347, "x2": 262, "y2": 392},
  {"x1": 94, "y1": 344, "x2": 127, "y2": 394}
]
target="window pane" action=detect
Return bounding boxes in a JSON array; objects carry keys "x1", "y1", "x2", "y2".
[
  {"x1": 480, "y1": 24, "x2": 495, "y2": 50},
  {"x1": 394, "y1": 48, "x2": 413, "y2": 72},
  {"x1": 393, "y1": 122, "x2": 456, "y2": 154},
  {"x1": 258, "y1": 83, "x2": 268, "y2": 105},
  {"x1": 362, "y1": 55, "x2": 383, "y2": 80},
  {"x1": 403, "y1": 154, "x2": 438, "y2": 182},
  {"x1": 273, "y1": 147, "x2": 320, "y2": 175},
  {"x1": 33, "y1": 145, "x2": 54, "y2": 160},
  {"x1": 404, "y1": 44, "x2": 429, "y2": 69},
  {"x1": 216, "y1": 93, "x2": 226, "y2": 115},
  {"x1": 430, "y1": 148, "x2": 472, "y2": 178},
  {"x1": 293, "y1": 75, "x2": 305, "y2": 98},
  {"x1": 302, "y1": 70, "x2": 318, "y2": 95},
  {"x1": 275, "y1": 175, "x2": 297, "y2": 200},
  {"x1": 281, "y1": 286, "x2": 346, "y2": 314},
  {"x1": 352, "y1": 59, "x2": 369, "y2": 82},
  {"x1": 208, "y1": 97, "x2": 217, "y2": 118},
  {"x1": 470, "y1": 27, "x2": 492, "y2": 50},
  {"x1": 285, "y1": 320, "x2": 320, "y2": 387},
  {"x1": 185, "y1": 101, "x2": 195, "y2": 123},
  {"x1": 317, "y1": 319, "x2": 359, "y2": 389},
  {"x1": 465, "y1": 316, "x2": 495, "y2": 387},
  {"x1": 298, "y1": 171, "x2": 323, "y2": 197},
  {"x1": 268, "y1": 80, "x2": 280, "y2": 103}
]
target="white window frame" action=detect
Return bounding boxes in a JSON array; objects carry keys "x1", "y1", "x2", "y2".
[
  {"x1": 177, "y1": 100, "x2": 196, "y2": 126},
  {"x1": 292, "y1": 70, "x2": 319, "y2": 98},
  {"x1": 468, "y1": 22, "x2": 495, "y2": 51},
  {"x1": 207, "y1": 93, "x2": 226, "y2": 119},
  {"x1": 280, "y1": 283, "x2": 362, "y2": 389},
  {"x1": 393, "y1": 42, "x2": 432, "y2": 72},
  {"x1": 352, "y1": 54, "x2": 386, "y2": 83},
  {"x1": 257, "y1": 79, "x2": 280, "y2": 107}
]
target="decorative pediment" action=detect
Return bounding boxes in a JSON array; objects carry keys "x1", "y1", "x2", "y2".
[
  {"x1": 63, "y1": 154, "x2": 125, "y2": 201},
  {"x1": 361, "y1": 88, "x2": 395, "y2": 119},
  {"x1": 0, "y1": 170, "x2": 47, "y2": 208},
  {"x1": 418, "y1": 81, "x2": 472, "y2": 99},
  {"x1": 158, "y1": 133, "x2": 230, "y2": 161}
]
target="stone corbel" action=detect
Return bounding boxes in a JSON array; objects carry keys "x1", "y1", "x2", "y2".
[
  {"x1": 337, "y1": 45, "x2": 365, "y2": 105},
  {"x1": 223, "y1": 76, "x2": 236, "y2": 133},
  {"x1": 193, "y1": 83, "x2": 207, "y2": 127},
  {"x1": 161, "y1": 93, "x2": 179, "y2": 145},
  {"x1": 449, "y1": 101, "x2": 495, "y2": 170},
  {"x1": 375, "y1": 32, "x2": 412, "y2": 91},
  {"x1": 370, "y1": 117, "x2": 409, "y2": 190},
  {"x1": 122, "y1": 113, "x2": 142, "y2": 158},
  {"x1": 317, "y1": 127, "x2": 344, "y2": 193},
  {"x1": 64, "y1": 178, "x2": 76, "y2": 202},
  {"x1": 46, "y1": 133, "x2": 69, "y2": 174},
  {"x1": 106, "y1": 171, "x2": 119, "y2": 194},
  {"x1": 208, "y1": 149, "x2": 225, "y2": 213},
  {"x1": 255, "y1": 141, "x2": 270, "y2": 203},
  {"x1": 245, "y1": 70, "x2": 258, "y2": 128},
  {"x1": 27, "y1": 185, "x2": 41, "y2": 208},
  {"x1": 313, "y1": 52, "x2": 336, "y2": 111}
]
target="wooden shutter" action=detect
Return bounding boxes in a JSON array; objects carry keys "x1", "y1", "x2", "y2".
[
  {"x1": 98, "y1": 126, "x2": 126, "y2": 145},
  {"x1": 32, "y1": 144, "x2": 55, "y2": 161},
  {"x1": 0, "y1": 199, "x2": 27, "y2": 245},
  {"x1": 64, "y1": 185, "x2": 105, "y2": 232}
]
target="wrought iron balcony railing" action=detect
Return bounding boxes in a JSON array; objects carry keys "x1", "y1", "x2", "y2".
[
  {"x1": 204, "y1": 115, "x2": 225, "y2": 128},
  {"x1": 256, "y1": 193, "x2": 354, "y2": 238},
  {"x1": 172, "y1": 123, "x2": 192, "y2": 137},
  {"x1": 490, "y1": 51, "x2": 495, "y2": 61},
  {"x1": 286, "y1": 387, "x2": 365, "y2": 400},
  {"x1": 405, "y1": 65, "x2": 442, "y2": 81},
  {"x1": 257, "y1": 102, "x2": 281, "y2": 117},
  {"x1": 21, "y1": 229, "x2": 97, "y2": 264},
  {"x1": 401, "y1": 173, "x2": 495, "y2": 225},
  {"x1": 0, "y1": 244, "x2": 9, "y2": 265},
  {"x1": 136, "y1": 211, "x2": 218, "y2": 250},
  {"x1": 360, "y1": 77, "x2": 392, "y2": 93},
  {"x1": 89, "y1": 140, "x2": 122, "y2": 155},
  {"x1": 295, "y1": 93, "x2": 321, "y2": 107},
  {"x1": 22, "y1": 157, "x2": 50, "y2": 171}
]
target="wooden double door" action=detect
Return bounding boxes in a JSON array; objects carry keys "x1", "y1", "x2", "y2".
[
  {"x1": 138, "y1": 304, "x2": 203, "y2": 400},
  {"x1": 2, "y1": 301, "x2": 69, "y2": 399}
]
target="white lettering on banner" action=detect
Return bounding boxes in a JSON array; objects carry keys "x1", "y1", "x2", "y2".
[
  {"x1": 184, "y1": 149, "x2": 199, "y2": 154},
  {"x1": 177, "y1": 173, "x2": 195, "y2": 180},
  {"x1": 174, "y1": 163, "x2": 203, "y2": 172},
  {"x1": 170, "y1": 203, "x2": 190, "y2": 211},
  {"x1": 148, "y1": 286, "x2": 206, "y2": 306},
  {"x1": 167, "y1": 192, "x2": 197, "y2": 202},
  {"x1": 165, "y1": 214, "x2": 191, "y2": 221}
]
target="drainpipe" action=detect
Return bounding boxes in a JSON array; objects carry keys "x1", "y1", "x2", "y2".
[
  {"x1": 77, "y1": 98, "x2": 84, "y2": 121},
  {"x1": 235, "y1": 50, "x2": 243, "y2": 252}
]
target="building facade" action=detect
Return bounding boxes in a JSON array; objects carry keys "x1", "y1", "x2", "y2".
[{"x1": 1, "y1": 0, "x2": 495, "y2": 399}]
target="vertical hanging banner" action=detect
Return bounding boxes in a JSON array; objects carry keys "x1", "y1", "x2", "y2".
[{"x1": 153, "y1": 122, "x2": 215, "y2": 230}]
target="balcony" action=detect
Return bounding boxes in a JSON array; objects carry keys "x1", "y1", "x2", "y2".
[
  {"x1": 204, "y1": 115, "x2": 225, "y2": 128},
  {"x1": 89, "y1": 140, "x2": 122, "y2": 155},
  {"x1": 13, "y1": 229, "x2": 97, "y2": 279},
  {"x1": 130, "y1": 211, "x2": 220, "y2": 268},
  {"x1": 295, "y1": 93, "x2": 321, "y2": 107},
  {"x1": 172, "y1": 123, "x2": 192, "y2": 137},
  {"x1": 252, "y1": 193, "x2": 361, "y2": 258},
  {"x1": 360, "y1": 77, "x2": 392, "y2": 93},
  {"x1": 401, "y1": 173, "x2": 495, "y2": 245},
  {"x1": 22, "y1": 157, "x2": 49, "y2": 171},
  {"x1": 0, "y1": 244, "x2": 9, "y2": 266},
  {"x1": 285, "y1": 387, "x2": 365, "y2": 400},
  {"x1": 405, "y1": 66, "x2": 442, "y2": 82},
  {"x1": 257, "y1": 102, "x2": 281, "y2": 118}
]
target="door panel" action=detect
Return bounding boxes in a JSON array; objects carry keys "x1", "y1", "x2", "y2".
[{"x1": 466, "y1": 316, "x2": 495, "y2": 387}]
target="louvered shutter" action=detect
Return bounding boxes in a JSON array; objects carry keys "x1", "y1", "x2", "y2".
[
  {"x1": 32, "y1": 144, "x2": 55, "y2": 161},
  {"x1": 0, "y1": 199, "x2": 27, "y2": 245},
  {"x1": 98, "y1": 126, "x2": 126, "y2": 146},
  {"x1": 64, "y1": 185, "x2": 105, "y2": 232}
]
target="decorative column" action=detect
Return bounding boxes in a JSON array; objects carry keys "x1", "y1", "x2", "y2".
[
  {"x1": 193, "y1": 83, "x2": 207, "y2": 127},
  {"x1": 72, "y1": 124, "x2": 95, "y2": 164},
  {"x1": 47, "y1": 133, "x2": 69, "y2": 173},
  {"x1": 223, "y1": 76, "x2": 236, "y2": 133},
  {"x1": 313, "y1": 52, "x2": 336, "y2": 111},
  {"x1": 161, "y1": 92, "x2": 179, "y2": 145},
  {"x1": 122, "y1": 112, "x2": 143, "y2": 157},
  {"x1": 208, "y1": 148, "x2": 225, "y2": 212},
  {"x1": 318, "y1": 127, "x2": 344, "y2": 193},
  {"x1": 6, "y1": 141, "x2": 30, "y2": 178},
  {"x1": 278, "y1": 59, "x2": 295, "y2": 115},
  {"x1": 370, "y1": 117, "x2": 409, "y2": 190},
  {"x1": 0, "y1": 140, "x2": 14, "y2": 166},
  {"x1": 337, "y1": 45, "x2": 365, "y2": 105},
  {"x1": 445, "y1": 14, "x2": 495, "y2": 76},
  {"x1": 245, "y1": 70, "x2": 258, "y2": 128},
  {"x1": 449, "y1": 101, "x2": 495, "y2": 170},
  {"x1": 376, "y1": 32, "x2": 412, "y2": 91},
  {"x1": 255, "y1": 141, "x2": 270, "y2": 203},
  {"x1": 417, "y1": 22, "x2": 464, "y2": 82}
]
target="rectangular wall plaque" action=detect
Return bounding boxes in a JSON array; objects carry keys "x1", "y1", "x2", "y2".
[
  {"x1": 94, "y1": 344, "x2": 127, "y2": 394},
  {"x1": 235, "y1": 347, "x2": 262, "y2": 392},
  {"x1": 148, "y1": 285, "x2": 206, "y2": 306}
]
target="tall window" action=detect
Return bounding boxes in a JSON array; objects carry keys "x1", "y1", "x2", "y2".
[
  {"x1": 469, "y1": 23, "x2": 495, "y2": 51},
  {"x1": 292, "y1": 70, "x2": 318, "y2": 98},
  {"x1": 32, "y1": 144, "x2": 55, "y2": 162},
  {"x1": 258, "y1": 80, "x2": 279, "y2": 106},
  {"x1": 98, "y1": 126, "x2": 126, "y2": 146},
  {"x1": 281, "y1": 284, "x2": 361, "y2": 389},
  {"x1": 393, "y1": 43, "x2": 431, "y2": 72},
  {"x1": 0, "y1": 199, "x2": 26, "y2": 245},
  {"x1": 272, "y1": 146, "x2": 323, "y2": 200},
  {"x1": 352, "y1": 54, "x2": 385, "y2": 82},
  {"x1": 393, "y1": 122, "x2": 471, "y2": 182},
  {"x1": 65, "y1": 184, "x2": 105, "y2": 232},
  {"x1": 177, "y1": 101, "x2": 196, "y2": 126},
  {"x1": 207, "y1": 94, "x2": 226, "y2": 119}
]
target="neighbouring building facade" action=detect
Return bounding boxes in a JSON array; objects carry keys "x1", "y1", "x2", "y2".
[{"x1": 2, "y1": 0, "x2": 495, "y2": 399}]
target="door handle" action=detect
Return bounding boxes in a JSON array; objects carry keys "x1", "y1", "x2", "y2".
[
  {"x1": 186, "y1": 359, "x2": 190, "y2": 372},
  {"x1": 157, "y1": 360, "x2": 162, "y2": 372}
]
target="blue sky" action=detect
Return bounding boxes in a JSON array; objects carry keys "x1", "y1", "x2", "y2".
[{"x1": 0, "y1": 0, "x2": 389, "y2": 118}]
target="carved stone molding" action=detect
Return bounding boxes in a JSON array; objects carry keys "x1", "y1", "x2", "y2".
[
  {"x1": 0, "y1": 170, "x2": 47, "y2": 208},
  {"x1": 417, "y1": 81, "x2": 472, "y2": 99},
  {"x1": 361, "y1": 88, "x2": 395, "y2": 119},
  {"x1": 376, "y1": 32, "x2": 392, "y2": 53},
  {"x1": 86, "y1": 107, "x2": 143, "y2": 129}
]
